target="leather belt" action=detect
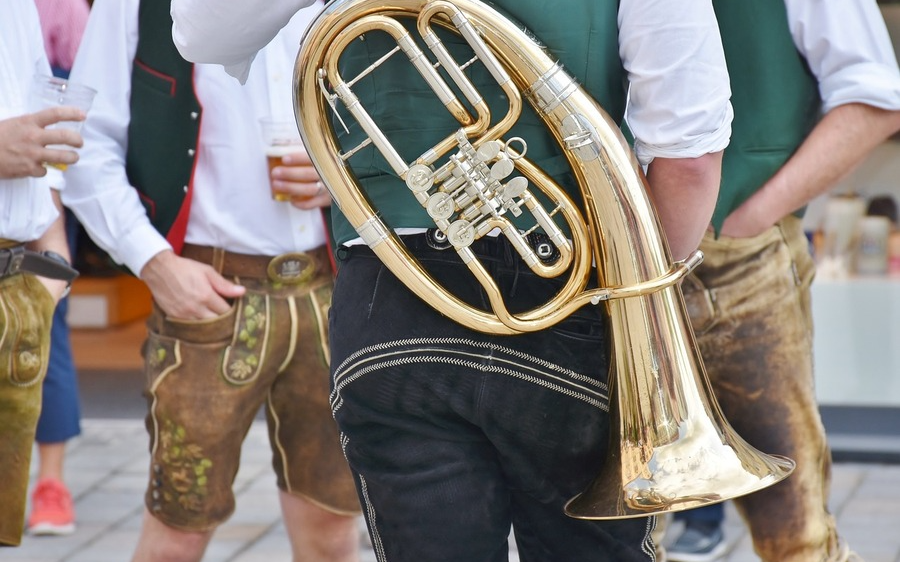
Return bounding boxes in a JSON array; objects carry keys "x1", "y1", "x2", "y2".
[
  {"x1": 399, "y1": 228, "x2": 562, "y2": 264},
  {"x1": 181, "y1": 244, "x2": 330, "y2": 285},
  {"x1": 0, "y1": 246, "x2": 79, "y2": 282}
]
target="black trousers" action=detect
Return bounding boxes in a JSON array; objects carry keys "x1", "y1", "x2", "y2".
[{"x1": 330, "y1": 234, "x2": 656, "y2": 562}]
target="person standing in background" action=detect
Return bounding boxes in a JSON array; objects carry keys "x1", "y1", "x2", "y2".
[
  {"x1": 0, "y1": 0, "x2": 84, "y2": 547},
  {"x1": 62, "y1": 0, "x2": 361, "y2": 560},
  {"x1": 664, "y1": 1, "x2": 900, "y2": 561},
  {"x1": 26, "y1": 0, "x2": 91, "y2": 537}
]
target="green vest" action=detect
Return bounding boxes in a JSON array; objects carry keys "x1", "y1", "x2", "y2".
[
  {"x1": 126, "y1": 0, "x2": 201, "y2": 253},
  {"x1": 331, "y1": 1, "x2": 624, "y2": 245},
  {"x1": 712, "y1": 0, "x2": 821, "y2": 230}
]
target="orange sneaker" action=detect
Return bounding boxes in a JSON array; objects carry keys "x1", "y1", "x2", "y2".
[{"x1": 27, "y1": 478, "x2": 75, "y2": 536}]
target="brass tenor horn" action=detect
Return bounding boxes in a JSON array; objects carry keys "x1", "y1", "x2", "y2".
[{"x1": 293, "y1": 0, "x2": 794, "y2": 519}]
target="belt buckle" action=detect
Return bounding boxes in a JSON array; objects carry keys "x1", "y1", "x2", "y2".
[
  {"x1": 0, "y1": 246, "x2": 25, "y2": 277},
  {"x1": 267, "y1": 252, "x2": 316, "y2": 285}
]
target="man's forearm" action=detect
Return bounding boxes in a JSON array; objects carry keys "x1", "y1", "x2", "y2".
[
  {"x1": 26, "y1": 189, "x2": 70, "y2": 261},
  {"x1": 645, "y1": 151, "x2": 723, "y2": 261},
  {"x1": 734, "y1": 103, "x2": 900, "y2": 232}
]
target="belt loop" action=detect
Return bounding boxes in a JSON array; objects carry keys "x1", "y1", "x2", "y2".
[{"x1": 211, "y1": 247, "x2": 226, "y2": 274}]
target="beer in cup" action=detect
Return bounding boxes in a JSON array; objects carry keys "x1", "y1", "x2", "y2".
[{"x1": 259, "y1": 118, "x2": 305, "y2": 201}]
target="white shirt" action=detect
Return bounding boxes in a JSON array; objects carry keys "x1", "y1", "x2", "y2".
[
  {"x1": 171, "y1": 0, "x2": 735, "y2": 165},
  {"x1": 0, "y1": 0, "x2": 63, "y2": 242},
  {"x1": 784, "y1": 0, "x2": 900, "y2": 112},
  {"x1": 63, "y1": 0, "x2": 326, "y2": 276}
]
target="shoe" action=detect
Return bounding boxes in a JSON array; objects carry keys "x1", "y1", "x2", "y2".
[
  {"x1": 667, "y1": 521, "x2": 727, "y2": 562},
  {"x1": 27, "y1": 478, "x2": 76, "y2": 536}
]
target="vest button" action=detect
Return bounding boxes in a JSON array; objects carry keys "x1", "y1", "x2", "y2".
[
  {"x1": 187, "y1": 148, "x2": 196, "y2": 157},
  {"x1": 183, "y1": 185, "x2": 189, "y2": 193},
  {"x1": 190, "y1": 111, "x2": 199, "y2": 120}
]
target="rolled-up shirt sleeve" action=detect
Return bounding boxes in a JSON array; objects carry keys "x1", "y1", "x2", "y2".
[
  {"x1": 786, "y1": 0, "x2": 900, "y2": 113},
  {"x1": 63, "y1": 0, "x2": 171, "y2": 276},
  {"x1": 171, "y1": 0, "x2": 315, "y2": 82},
  {"x1": 619, "y1": 0, "x2": 733, "y2": 165}
]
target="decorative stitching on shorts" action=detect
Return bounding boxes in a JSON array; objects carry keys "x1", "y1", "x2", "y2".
[
  {"x1": 357, "y1": 473, "x2": 387, "y2": 562},
  {"x1": 644, "y1": 516, "x2": 657, "y2": 561},
  {"x1": 276, "y1": 296, "x2": 300, "y2": 374},
  {"x1": 0, "y1": 281, "x2": 49, "y2": 387},
  {"x1": 334, "y1": 337, "x2": 607, "y2": 389},
  {"x1": 222, "y1": 293, "x2": 271, "y2": 385},
  {"x1": 331, "y1": 337, "x2": 609, "y2": 414}
]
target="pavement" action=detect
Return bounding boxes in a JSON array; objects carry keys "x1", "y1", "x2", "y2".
[{"x1": 7, "y1": 417, "x2": 900, "y2": 562}]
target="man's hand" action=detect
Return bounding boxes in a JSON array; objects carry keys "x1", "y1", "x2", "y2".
[
  {"x1": 718, "y1": 199, "x2": 772, "y2": 239},
  {"x1": 140, "y1": 250, "x2": 246, "y2": 320},
  {"x1": 270, "y1": 149, "x2": 333, "y2": 210},
  {"x1": 0, "y1": 107, "x2": 85, "y2": 179}
]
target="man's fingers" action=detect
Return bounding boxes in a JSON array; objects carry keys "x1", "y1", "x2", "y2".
[
  {"x1": 291, "y1": 188, "x2": 333, "y2": 210},
  {"x1": 41, "y1": 148, "x2": 80, "y2": 168},
  {"x1": 207, "y1": 270, "x2": 246, "y2": 311},
  {"x1": 271, "y1": 164, "x2": 319, "y2": 183},
  {"x1": 32, "y1": 106, "x2": 86, "y2": 128},
  {"x1": 42, "y1": 127, "x2": 84, "y2": 148}
]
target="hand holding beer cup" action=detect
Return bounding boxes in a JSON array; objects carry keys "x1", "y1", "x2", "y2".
[
  {"x1": 259, "y1": 118, "x2": 329, "y2": 208},
  {"x1": 29, "y1": 74, "x2": 96, "y2": 171},
  {"x1": 0, "y1": 106, "x2": 85, "y2": 179}
]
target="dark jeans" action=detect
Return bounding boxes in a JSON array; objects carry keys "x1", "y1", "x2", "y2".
[
  {"x1": 35, "y1": 296, "x2": 82, "y2": 443},
  {"x1": 330, "y1": 234, "x2": 655, "y2": 562},
  {"x1": 674, "y1": 503, "x2": 724, "y2": 524},
  {"x1": 37, "y1": 210, "x2": 82, "y2": 444}
]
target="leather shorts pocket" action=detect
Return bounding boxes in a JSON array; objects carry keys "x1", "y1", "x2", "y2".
[
  {"x1": 221, "y1": 293, "x2": 270, "y2": 385},
  {"x1": 0, "y1": 276, "x2": 55, "y2": 387},
  {"x1": 681, "y1": 274, "x2": 717, "y2": 335}
]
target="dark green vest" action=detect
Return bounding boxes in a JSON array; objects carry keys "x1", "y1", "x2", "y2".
[
  {"x1": 331, "y1": 1, "x2": 624, "y2": 245},
  {"x1": 126, "y1": 0, "x2": 201, "y2": 252},
  {"x1": 712, "y1": 0, "x2": 821, "y2": 230}
]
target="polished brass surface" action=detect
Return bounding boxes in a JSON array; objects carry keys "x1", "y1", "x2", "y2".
[{"x1": 293, "y1": 0, "x2": 794, "y2": 519}]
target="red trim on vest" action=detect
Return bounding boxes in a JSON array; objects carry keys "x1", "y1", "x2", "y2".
[
  {"x1": 321, "y1": 209, "x2": 337, "y2": 276},
  {"x1": 134, "y1": 59, "x2": 177, "y2": 97},
  {"x1": 165, "y1": 196, "x2": 192, "y2": 254}
]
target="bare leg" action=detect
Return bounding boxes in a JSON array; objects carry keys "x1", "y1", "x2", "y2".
[
  {"x1": 35, "y1": 441, "x2": 66, "y2": 481},
  {"x1": 279, "y1": 490, "x2": 360, "y2": 562},
  {"x1": 130, "y1": 508, "x2": 214, "y2": 562}
]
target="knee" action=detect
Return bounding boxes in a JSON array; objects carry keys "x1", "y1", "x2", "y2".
[
  {"x1": 303, "y1": 511, "x2": 360, "y2": 558},
  {"x1": 133, "y1": 512, "x2": 214, "y2": 562},
  {"x1": 282, "y1": 495, "x2": 360, "y2": 561}
]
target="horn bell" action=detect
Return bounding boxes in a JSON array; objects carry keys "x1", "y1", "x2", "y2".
[{"x1": 564, "y1": 280, "x2": 795, "y2": 519}]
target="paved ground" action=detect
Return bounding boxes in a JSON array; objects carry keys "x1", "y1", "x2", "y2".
[{"x1": 9, "y1": 418, "x2": 900, "y2": 562}]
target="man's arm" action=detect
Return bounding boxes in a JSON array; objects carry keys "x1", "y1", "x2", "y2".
[
  {"x1": 25, "y1": 189, "x2": 71, "y2": 302},
  {"x1": 171, "y1": 0, "x2": 314, "y2": 82},
  {"x1": 619, "y1": 0, "x2": 731, "y2": 261},
  {"x1": 721, "y1": 107, "x2": 900, "y2": 240},
  {"x1": 64, "y1": 0, "x2": 244, "y2": 320},
  {"x1": 646, "y1": 151, "x2": 724, "y2": 261}
]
